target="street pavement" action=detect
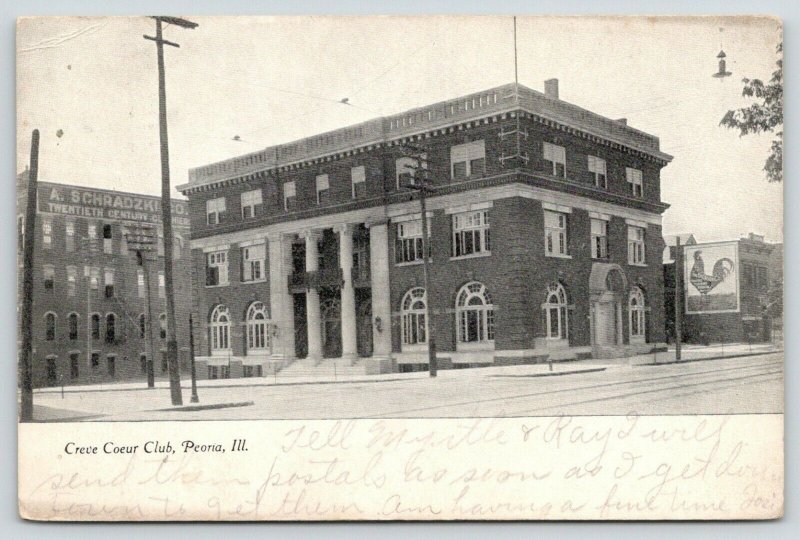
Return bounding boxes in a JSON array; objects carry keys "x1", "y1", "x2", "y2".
[{"x1": 30, "y1": 345, "x2": 783, "y2": 421}]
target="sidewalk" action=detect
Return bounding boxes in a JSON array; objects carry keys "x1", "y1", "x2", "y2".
[{"x1": 624, "y1": 342, "x2": 781, "y2": 366}]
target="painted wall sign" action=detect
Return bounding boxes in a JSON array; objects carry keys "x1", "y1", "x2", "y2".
[{"x1": 684, "y1": 241, "x2": 740, "y2": 314}]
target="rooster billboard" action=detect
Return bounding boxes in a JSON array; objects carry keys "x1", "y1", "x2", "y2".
[{"x1": 683, "y1": 241, "x2": 740, "y2": 314}]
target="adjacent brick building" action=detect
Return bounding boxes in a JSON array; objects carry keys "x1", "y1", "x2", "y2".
[
  {"x1": 178, "y1": 81, "x2": 673, "y2": 379},
  {"x1": 17, "y1": 173, "x2": 193, "y2": 387}
]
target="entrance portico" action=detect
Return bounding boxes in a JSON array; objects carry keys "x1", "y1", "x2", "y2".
[{"x1": 589, "y1": 263, "x2": 627, "y2": 359}]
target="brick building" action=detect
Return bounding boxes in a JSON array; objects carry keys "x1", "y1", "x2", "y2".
[
  {"x1": 17, "y1": 173, "x2": 193, "y2": 387},
  {"x1": 178, "y1": 81, "x2": 673, "y2": 379},
  {"x1": 668, "y1": 233, "x2": 783, "y2": 344}
]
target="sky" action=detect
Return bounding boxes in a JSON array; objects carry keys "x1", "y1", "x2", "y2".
[{"x1": 16, "y1": 15, "x2": 783, "y2": 242}]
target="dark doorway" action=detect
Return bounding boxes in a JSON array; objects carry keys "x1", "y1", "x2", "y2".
[{"x1": 357, "y1": 293, "x2": 373, "y2": 357}]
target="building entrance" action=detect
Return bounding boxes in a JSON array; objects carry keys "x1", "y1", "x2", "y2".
[{"x1": 321, "y1": 297, "x2": 342, "y2": 358}]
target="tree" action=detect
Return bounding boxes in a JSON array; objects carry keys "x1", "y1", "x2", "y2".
[{"x1": 720, "y1": 42, "x2": 783, "y2": 183}]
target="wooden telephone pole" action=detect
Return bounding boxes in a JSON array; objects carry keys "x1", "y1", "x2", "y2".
[
  {"x1": 675, "y1": 237, "x2": 683, "y2": 361},
  {"x1": 144, "y1": 16, "x2": 198, "y2": 405}
]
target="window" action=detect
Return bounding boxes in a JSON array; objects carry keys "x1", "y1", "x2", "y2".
[
  {"x1": 206, "y1": 197, "x2": 227, "y2": 225},
  {"x1": 210, "y1": 305, "x2": 231, "y2": 353},
  {"x1": 351, "y1": 166, "x2": 366, "y2": 199},
  {"x1": 543, "y1": 142, "x2": 566, "y2": 178},
  {"x1": 103, "y1": 224, "x2": 113, "y2": 254},
  {"x1": 104, "y1": 268, "x2": 115, "y2": 298},
  {"x1": 242, "y1": 244, "x2": 265, "y2": 282},
  {"x1": 590, "y1": 219, "x2": 608, "y2": 259},
  {"x1": 105, "y1": 313, "x2": 116, "y2": 343},
  {"x1": 159, "y1": 313, "x2": 167, "y2": 340},
  {"x1": 91, "y1": 352, "x2": 100, "y2": 368},
  {"x1": 89, "y1": 266, "x2": 100, "y2": 290},
  {"x1": 451, "y1": 140, "x2": 486, "y2": 179},
  {"x1": 68, "y1": 313, "x2": 79, "y2": 340},
  {"x1": 396, "y1": 155, "x2": 426, "y2": 188},
  {"x1": 65, "y1": 221, "x2": 76, "y2": 252},
  {"x1": 456, "y1": 282, "x2": 495, "y2": 344},
  {"x1": 626, "y1": 167, "x2": 643, "y2": 197},
  {"x1": 158, "y1": 272, "x2": 165, "y2": 298},
  {"x1": 42, "y1": 218, "x2": 52, "y2": 248},
  {"x1": 138, "y1": 313, "x2": 146, "y2": 339},
  {"x1": 316, "y1": 174, "x2": 330, "y2": 205},
  {"x1": 544, "y1": 211, "x2": 568, "y2": 256},
  {"x1": 243, "y1": 365, "x2": 263, "y2": 378},
  {"x1": 588, "y1": 156, "x2": 607, "y2": 188},
  {"x1": 401, "y1": 288, "x2": 427, "y2": 348},
  {"x1": 627, "y1": 226, "x2": 646, "y2": 265},
  {"x1": 395, "y1": 219, "x2": 429, "y2": 264},
  {"x1": 91, "y1": 313, "x2": 101, "y2": 340},
  {"x1": 452, "y1": 210, "x2": 491, "y2": 257},
  {"x1": 45, "y1": 313, "x2": 56, "y2": 341},
  {"x1": 46, "y1": 357, "x2": 57, "y2": 384},
  {"x1": 107, "y1": 355, "x2": 116, "y2": 377},
  {"x1": 87, "y1": 222, "x2": 98, "y2": 240},
  {"x1": 140, "y1": 354, "x2": 148, "y2": 374},
  {"x1": 70, "y1": 353, "x2": 79, "y2": 379},
  {"x1": 137, "y1": 269, "x2": 145, "y2": 298},
  {"x1": 543, "y1": 282, "x2": 569, "y2": 341},
  {"x1": 208, "y1": 365, "x2": 230, "y2": 379},
  {"x1": 629, "y1": 287, "x2": 646, "y2": 342},
  {"x1": 246, "y1": 302, "x2": 270, "y2": 351},
  {"x1": 283, "y1": 181, "x2": 296, "y2": 211},
  {"x1": 241, "y1": 189, "x2": 263, "y2": 219},
  {"x1": 206, "y1": 251, "x2": 228, "y2": 286},
  {"x1": 43, "y1": 264, "x2": 55, "y2": 291},
  {"x1": 67, "y1": 266, "x2": 77, "y2": 296}
]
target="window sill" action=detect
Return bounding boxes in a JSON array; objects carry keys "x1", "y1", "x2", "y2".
[
  {"x1": 240, "y1": 279, "x2": 267, "y2": 285},
  {"x1": 628, "y1": 263, "x2": 648, "y2": 268},
  {"x1": 546, "y1": 253, "x2": 572, "y2": 259},
  {"x1": 205, "y1": 283, "x2": 230, "y2": 288},
  {"x1": 450, "y1": 251, "x2": 491, "y2": 261},
  {"x1": 395, "y1": 259, "x2": 431, "y2": 268}
]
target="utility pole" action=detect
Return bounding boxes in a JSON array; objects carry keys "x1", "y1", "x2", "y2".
[
  {"x1": 401, "y1": 143, "x2": 438, "y2": 377},
  {"x1": 83, "y1": 237, "x2": 98, "y2": 373},
  {"x1": 188, "y1": 314, "x2": 199, "y2": 403},
  {"x1": 144, "y1": 16, "x2": 197, "y2": 405},
  {"x1": 19, "y1": 129, "x2": 39, "y2": 422},
  {"x1": 125, "y1": 225, "x2": 157, "y2": 388},
  {"x1": 675, "y1": 237, "x2": 683, "y2": 361}
]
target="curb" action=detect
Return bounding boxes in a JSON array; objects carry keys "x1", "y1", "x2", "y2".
[
  {"x1": 489, "y1": 367, "x2": 607, "y2": 378},
  {"x1": 633, "y1": 349, "x2": 782, "y2": 367},
  {"x1": 148, "y1": 400, "x2": 255, "y2": 413}
]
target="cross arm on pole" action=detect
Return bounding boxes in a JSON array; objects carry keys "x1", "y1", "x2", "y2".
[{"x1": 143, "y1": 34, "x2": 181, "y2": 48}]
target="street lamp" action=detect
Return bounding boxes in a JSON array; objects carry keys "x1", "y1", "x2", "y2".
[{"x1": 400, "y1": 142, "x2": 438, "y2": 377}]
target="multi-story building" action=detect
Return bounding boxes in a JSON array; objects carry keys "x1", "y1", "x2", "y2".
[
  {"x1": 674, "y1": 233, "x2": 782, "y2": 344},
  {"x1": 16, "y1": 172, "x2": 193, "y2": 387},
  {"x1": 178, "y1": 80, "x2": 673, "y2": 379}
]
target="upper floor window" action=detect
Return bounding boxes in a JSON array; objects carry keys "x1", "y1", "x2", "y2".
[
  {"x1": 104, "y1": 268, "x2": 115, "y2": 298},
  {"x1": 42, "y1": 218, "x2": 52, "y2": 249},
  {"x1": 241, "y1": 189, "x2": 263, "y2": 219},
  {"x1": 43, "y1": 264, "x2": 55, "y2": 291},
  {"x1": 241, "y1": 243, "x2": 265, "y2": 282},
  {"x1": 102, "y1": 224, "x2": 113, "y2": 254},
  {"x1": 544, "y1": 210, "x2": 568, "y2": 257},
  {"x1": 68, "y1": 313, "x2": 79, "y2": 340},
  {"x1": 588, "y1": 156, "x2": 607, "y2": 188},
  {"x1": 627, "y1": 226, "x2": 646, "y2": 265},
  {"x1": 137, "y1": 269, "x2": 145, "y2": 298},
  {"x1": 626, "y1": 167, "x2": 643, "y2": 197},
  {"x1": 590, "y1": 218, "x2": 608, "y2": 259},
  {"x1": 543, "y1": 142, "x2": 566, "y2": 178},
  {"x1": 395, "y1": 219, "x2": 429, "y2": 264},
  {"x1": 450, "y1": 140, "x2": 486, "y2": 179},
  {"x1": 87, "y1": 222, "x2": 98, "y2": 240},
  {"x1": 89, "y1": 266, "x2": 100, "y2": 290},
  {"x1": 452, "y1": 210, "x2": 490, "y2": 258},
  {"x1": 158, "y1": 271, "x2": 165, "y2": 298},
  {"x1": 65, "y1": 221, "x2": 76, "y2": 252},
  {"x1": 44, "y1": 312, "x2": 57, "y2": 341},
  {"x1": 206, "y1": 251, "x2": 228, "y2": 286},
  {"x1": 91, "y1": 313, "x2": 101, "y2": 340},
  {"x1": 316, "y1": 174, "x2": 329, "y2": 205},
  {"x1": 283, "y1": 181, "x2": 296, "y2": 211},
  {"x1": 456, "y1": 281, "x2": 495, "y2": 344},
  {"x1": 206, "y1": 197, "x2": 227, "y2": 225},
  {"x1": 400, "y1": 288, "x2": 427, "y2": 348},
  {"x1": 351, "y1": 166, "x2": 366, "y2": 199},
  {"x1": 396, "y1": 155, "x2": 426, "y2": 189},
  {"x1": 67, "y1": 266, "x2": 77, "y2": 296},
  {"x1": 105, "y1": 313, "x2": 117, "y2": 343}
]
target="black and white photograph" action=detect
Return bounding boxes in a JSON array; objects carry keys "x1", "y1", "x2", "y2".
[{"x1": 16, "y1": 15, "x2": 784, "y2": 521}]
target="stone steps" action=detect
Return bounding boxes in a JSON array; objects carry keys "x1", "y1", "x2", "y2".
[{"x1": 277, "y1": 358, "x2": 366, "y2": 378}]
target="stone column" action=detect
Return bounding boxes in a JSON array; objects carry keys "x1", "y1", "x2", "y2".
[
  {"x1": 302, "y1": 229, "x2": 323, "y2": 363},
  {"x1": 336, "y1": 223, "x2": 358, "y2": 363},
  {"x1": 267, "y1": 232, "x2": 295, "y2": 368},
  {"x1": 368, "y1": 220, "x2": 392, "y2": 371}
]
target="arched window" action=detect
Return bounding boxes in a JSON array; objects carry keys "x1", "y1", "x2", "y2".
[
  {"x1": 456, "y1": 281, "x2": 495, "y2": 344},
  {"x1": 629, "y1": 287, "x2": 646, "y2": 342},
  {"x1": 246, "y1": 302, "x2": 270, "y2": 351},
  {"x1": 138, "y1": 313, "x2": 146, "y2": 339},
  {"x1": 543, "y1": 282, "x2": 568, "y2": 341},
  {"x1": 401, "y1": 288, "x2": 427, "y2": 347},
  {"x1": 68, "y1": 313, "x2": 79, "y2": 340},
  {"x1": 159, "y1": 313, "x2": 167, "y2": 340},
  {"x1": 105, "y1": 313, "x2": 116, "y2": 342},
  {"x1": 44, "y1": 312, "x2": 57, "y2": 341},
  {"x1": 210, "y1": 305, "x2": 230, "y2": 353},
  {"x1": 91, "y1": 313, "x2": 101, "y2": 340}
]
